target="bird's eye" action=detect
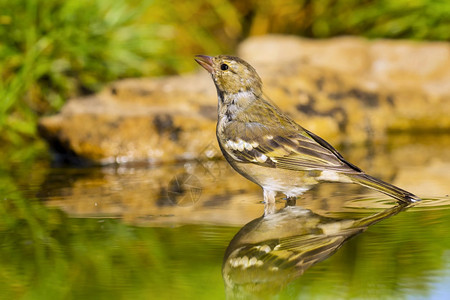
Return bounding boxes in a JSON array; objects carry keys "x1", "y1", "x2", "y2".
[{"x1": 220, "y1": 63, "x2": 229, "y2": 71}]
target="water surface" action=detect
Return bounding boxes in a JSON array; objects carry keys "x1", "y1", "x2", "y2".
[{"x1": 0, "y1": 136, "x2": 449, "y2": 299}]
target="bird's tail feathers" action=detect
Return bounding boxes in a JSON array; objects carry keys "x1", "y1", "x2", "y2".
[{"x1": 349, "y1": 173, "x2": 421, "y2": 203}]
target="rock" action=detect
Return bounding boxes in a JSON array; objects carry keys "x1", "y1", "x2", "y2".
[
  {"x1": 40, "y1": 137, "x2": 450, "y2": 225},
  {"x1": 39, "y1": 76, "x2": 219, "y2": 164},
  {"x1": 38, "y1": 35, "x2": 450, "y2": 165}
]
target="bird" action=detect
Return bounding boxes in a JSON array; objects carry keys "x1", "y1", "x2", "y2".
[
  {"x1": 195, "y1": 55, "x2": 421, "y2": 215},
  {"x1": 222, "y1": 203, "x2": 407, "y2": 296}
]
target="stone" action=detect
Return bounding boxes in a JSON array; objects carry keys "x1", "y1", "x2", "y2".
[
  {"x1": 40, "y1": 137, "x2": 450, "y2": 225},
  {"x1": 38, "y1": 35, "x2": 450, "y2": 165}
]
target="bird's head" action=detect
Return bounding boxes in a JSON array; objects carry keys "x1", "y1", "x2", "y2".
[{"x1": 195, "y1": 55, "x2": 262, "y2": 97}]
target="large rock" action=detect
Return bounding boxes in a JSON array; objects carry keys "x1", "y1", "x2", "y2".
[
  {"x1": 41, "y1": 137, "x2": 450, "y2": 225},
  {"x1": 38, "y1": 35, "x2": 450, "y2": 165}
]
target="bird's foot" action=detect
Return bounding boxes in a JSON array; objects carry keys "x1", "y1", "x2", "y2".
[
  {"x1": 263, "y1": 190, "x2": 277, "y2": 216},
  {"x1": 264, "y1": 202, "x2": 276, "y2": 216}
]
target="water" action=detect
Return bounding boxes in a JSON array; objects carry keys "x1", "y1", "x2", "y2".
[{"x1": 0, "y1": 135, "x2": 449, "y2": 299}]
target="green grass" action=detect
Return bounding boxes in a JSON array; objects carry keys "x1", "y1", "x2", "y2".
[{"x1": 0, "y1": 0, "x2": 165, "y2": 145}]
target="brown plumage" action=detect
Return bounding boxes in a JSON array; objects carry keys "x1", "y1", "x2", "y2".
[{"x1": 195, "y1": 55, "x2": 421, "y2": 215}]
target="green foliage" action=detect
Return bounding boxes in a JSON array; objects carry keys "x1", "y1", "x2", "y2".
[
  {"x1": 238, "y1": 0, "x2": 450, "y2": 39},
  {"x1": 0, "y1": 0, "x2": 168, "y2": 145}
]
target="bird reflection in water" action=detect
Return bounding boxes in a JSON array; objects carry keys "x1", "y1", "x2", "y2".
[{"x1": 222, "y1": 202, "x2": 410, "y2": 298}]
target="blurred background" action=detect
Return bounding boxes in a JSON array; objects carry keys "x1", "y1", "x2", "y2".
[
  {"x1": 1, "y1": 1, "x2": 450, "y2": 299},
  {"x1": 2, "y1": 0, "x2": 450, "y2": 150}
]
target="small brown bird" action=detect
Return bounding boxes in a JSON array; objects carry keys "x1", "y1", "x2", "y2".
[{"x1": 195, "y1": 55, "x2": 421, "y2": 215}]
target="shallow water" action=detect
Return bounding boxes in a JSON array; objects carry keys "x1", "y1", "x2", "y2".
[{"x1": 0, "y1": 135, "x2": 449, "y2": 299}]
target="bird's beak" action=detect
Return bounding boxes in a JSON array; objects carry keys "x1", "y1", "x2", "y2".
[{"x1": 195, "y1": 55, "x2": 214, "y2": 74}]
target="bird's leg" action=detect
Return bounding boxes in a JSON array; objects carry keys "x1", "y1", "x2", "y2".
[
  {"x1": 285, "y1": 196, "x2": 297, "y2": 207},
  {"x1": 263, "y1": 190, "x2": 277, "y2": 216}
]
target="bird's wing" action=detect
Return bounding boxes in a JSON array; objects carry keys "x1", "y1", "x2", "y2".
[{"x1": 223, "y1": 120, "x2": 361, "y2": 173}]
